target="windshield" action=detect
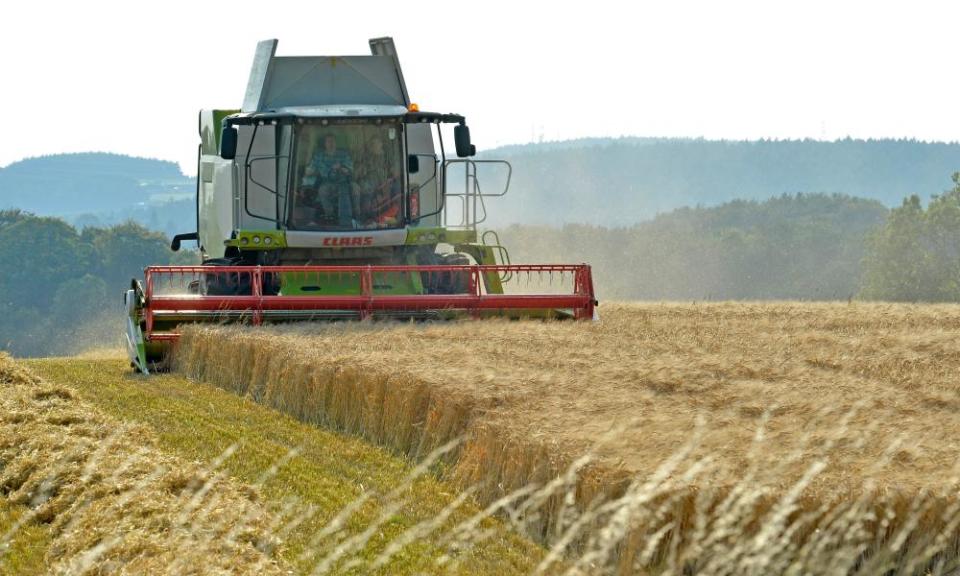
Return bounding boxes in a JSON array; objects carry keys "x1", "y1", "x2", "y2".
[{"x1": 289, "y1": 122, "x2": 404, "y2": 231}]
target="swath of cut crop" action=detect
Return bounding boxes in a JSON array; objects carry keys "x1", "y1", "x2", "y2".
[
  {"x1": 0, "y1": 353, "x2": 288, "y2": 575},
  {"x1": 173, "y1": 302, "x2": 960, "y2": 574}
]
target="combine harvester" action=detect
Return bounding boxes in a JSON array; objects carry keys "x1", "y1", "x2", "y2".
[{"x1": 125, "y1": 38, "x2": 597, "y2": 373}]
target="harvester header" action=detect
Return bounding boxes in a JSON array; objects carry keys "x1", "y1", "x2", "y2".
[{"x1": 125, "y1": 37, "x2": 596, "y2": 373}]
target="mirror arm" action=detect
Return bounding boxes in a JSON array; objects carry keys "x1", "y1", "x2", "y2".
[{"x1": 171, "y1": 231, "x2": 199, "y2": 251}]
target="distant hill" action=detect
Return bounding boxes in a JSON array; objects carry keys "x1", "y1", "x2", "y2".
[
  {"x1": 481, "y1": 138, "x2": 960, "y2": 226},
  {"x1": 0, "y1": 153, "x2": 194, "y2": 217},
  {"x1": 2, "y1": 139, "x2": 959, "y2": 235}
]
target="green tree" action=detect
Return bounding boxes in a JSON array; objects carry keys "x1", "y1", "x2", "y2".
[
  {"x1": 81, "y1": 221, "x2": 180, "y2": 289},
  {"x1": 50, "y1": 275, "x2": 110, "y2": 327},
  {"x1": 0, "y1": 209, "x2": 26, "y2": 228},
  {"x1": 860, "y1": 174, "x2": 960, "y2": 302},
  {"x1": 0, "y1": 216, "x2": 92, "y2": 312},
  {"x1": 0, "y1": 214, "x2": 195, "y2": 357}
]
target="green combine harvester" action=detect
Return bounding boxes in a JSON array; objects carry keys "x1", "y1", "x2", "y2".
[{"x1": 125, "y1": 37, "x2": 596, "y2": 373}]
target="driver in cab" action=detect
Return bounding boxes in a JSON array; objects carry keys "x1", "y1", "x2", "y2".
[{"x1": 299, "y1": 134, "x2": 354, "y2": 226}]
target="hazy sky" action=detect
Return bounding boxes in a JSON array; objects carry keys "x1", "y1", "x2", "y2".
[{"x1": 3, "y1": 0, "x2": 959, "y2": 174}]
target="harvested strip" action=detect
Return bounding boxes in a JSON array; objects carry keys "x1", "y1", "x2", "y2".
[
  {"x1": 27, "y1": 358, "x2": 549, "y2": 575},
  {"x1": 0, "y1": 354, "x2": 287, "y2": 575}
]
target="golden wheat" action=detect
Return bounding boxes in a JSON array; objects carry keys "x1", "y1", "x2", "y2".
[
  {"x1": 0, "y1": 354, "x2": 289, "y2": 574},
  {"x1": 174, "y1": 302, "x2": 960, "y2": 574}
]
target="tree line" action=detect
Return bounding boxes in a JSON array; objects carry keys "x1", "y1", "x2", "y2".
[
  {"x1": 860, "y1": 174, "x2": 960, "y2": 301},
  {"x1": 500, "y1": 193, "x2": 888, "y2": 301},
  {"x1": 0, "y1": 210, "x2": 193, "y2": 357},
  {"x1": 501, "y1": 178, "x2": 960, "y2": 303},
  {"x1": 0, "y1": 176, "x2": 958, "y2": 357}
]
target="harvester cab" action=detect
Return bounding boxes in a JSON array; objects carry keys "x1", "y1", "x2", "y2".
[{"x1": 125, "y1": 38, "x2": 596, "y2": 373}]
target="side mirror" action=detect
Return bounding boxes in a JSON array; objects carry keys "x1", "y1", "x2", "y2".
[
  {"x1": 454, "y1": 124, "x2": 476, "y2": 158},
  {"x1": 407, "y1": 154, "x2": 420, "y2": 174},
  {"x1": 220, "y1": 124, "x2": 238, "y2": 160}
]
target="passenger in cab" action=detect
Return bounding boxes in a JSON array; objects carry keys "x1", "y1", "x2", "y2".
[{"x1": 356, "y1": 137, "x2": 402, "y2": 228}]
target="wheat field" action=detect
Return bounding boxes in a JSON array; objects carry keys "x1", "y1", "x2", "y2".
[
  {"x1": 0, "y1": 354, "x2": 287, "y2": 574},
  {"x1": 14, "y1": 357, "x2": 548, "y2": 575},
  {"x1": 171, "y1": 302, "x2": 960, "y2": 574}
]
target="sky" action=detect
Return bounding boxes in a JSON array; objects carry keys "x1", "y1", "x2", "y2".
[{"x1": 2, "y1": 0, "x2": 959, "y2": 175}]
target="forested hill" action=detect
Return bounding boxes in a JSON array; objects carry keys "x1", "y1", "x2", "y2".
[
  {"x1": 483, "y1": 138, "x2": 960, "y2": 225},
  {"x1": 0, "y1": 153, "x2": 193, "y2": 216},
  {"x1": 2, "y1": 140, "x2": 959, "y2": 233}
]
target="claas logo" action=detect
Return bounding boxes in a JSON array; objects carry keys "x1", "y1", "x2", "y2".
[{"x1": 322, "y1": 236, "x2": 374, "y2": 247}]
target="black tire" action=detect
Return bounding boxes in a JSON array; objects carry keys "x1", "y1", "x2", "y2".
[
  {"x1": 202, "y1": 257, "x2": 252, "y2": 296},
  {"x1": 425, "y1": 253, "x2": 472, "y2": 294}
]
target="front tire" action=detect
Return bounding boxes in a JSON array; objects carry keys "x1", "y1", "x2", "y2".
[{"x1": 425, "y1": 253, "x2": 472, "y2": 294}]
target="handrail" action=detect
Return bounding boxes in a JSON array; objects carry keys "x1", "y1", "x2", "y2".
[{"x1": 442, "y1": 159, "x2": 512, "y2": 230}]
